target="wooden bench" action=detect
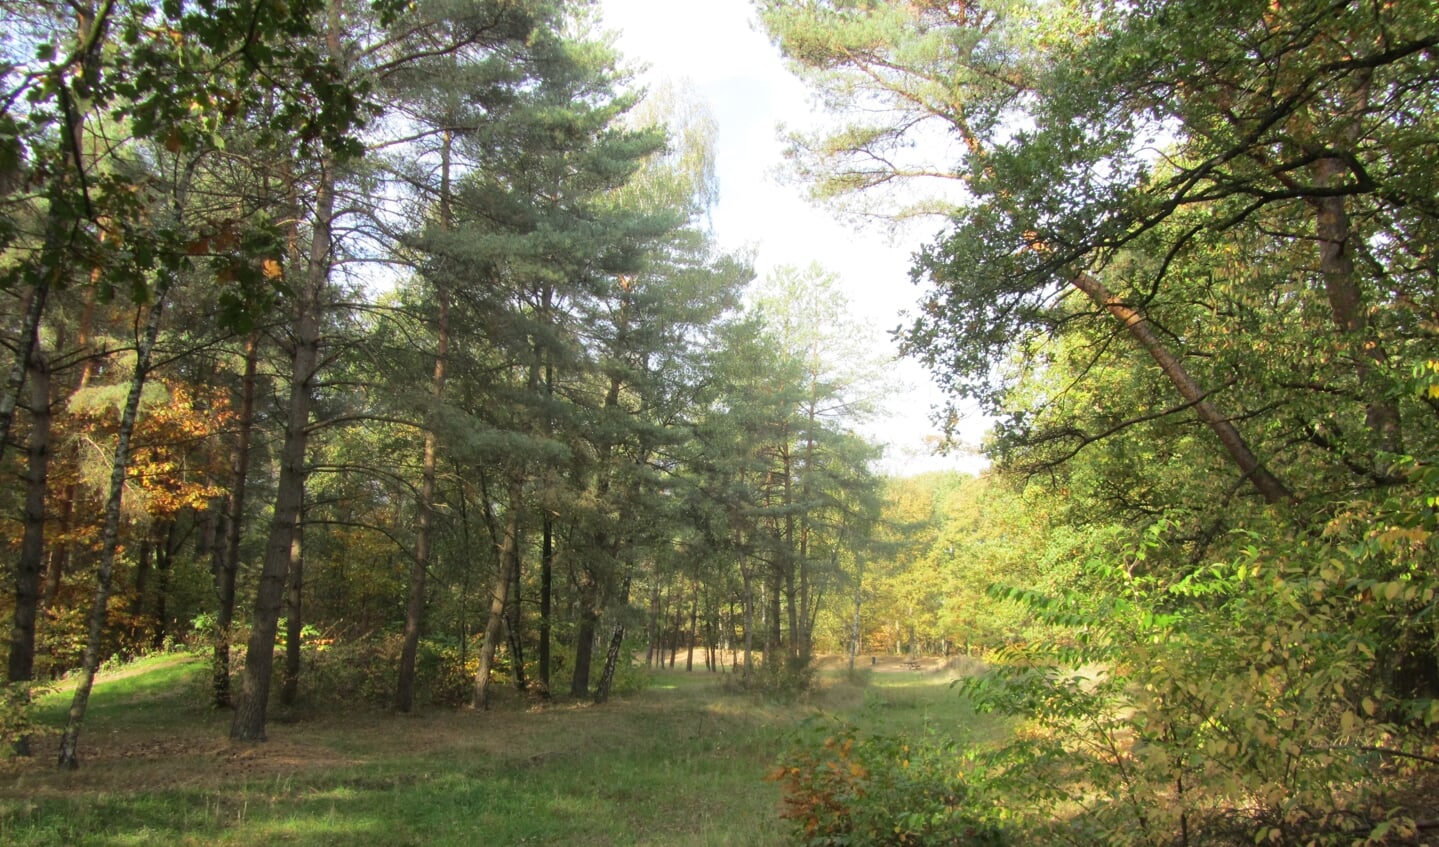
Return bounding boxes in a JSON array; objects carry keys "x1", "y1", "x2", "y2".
[{"x1": 903, "y1": 660, "x2": 922, "y2": 671}]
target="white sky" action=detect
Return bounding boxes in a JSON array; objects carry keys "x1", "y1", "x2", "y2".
[{"x1": 597, "y1": 0, "x2": 989, "y2": 476}]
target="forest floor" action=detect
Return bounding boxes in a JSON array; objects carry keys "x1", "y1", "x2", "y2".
[{"x1": 0, "y1": 652, "x2": 997, "y2": 846}]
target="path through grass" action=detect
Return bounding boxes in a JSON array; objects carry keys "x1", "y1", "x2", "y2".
[{"x1": 1, "y1": 655, "x2": 998, "y2": 846}]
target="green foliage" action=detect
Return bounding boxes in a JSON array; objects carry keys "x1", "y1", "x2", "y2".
[
  {"x1": 770, "y1": 720, "x2": 1006, "y2": 846},
  {"x1": 953, "y1": 514, "x2": 1434, "y2": 846},
  {"x1": 729, "y1": 654, "x2": 818, "y2": 704},
  {"x1": 297, "y1": 635, "x2": 475, "y2": 710},
  {"x1": 546, "y1": 637, "x2": 653, "y2": 701},
  {"x1": 0, "y1": 681, "x2": 57, "y2": 752}
]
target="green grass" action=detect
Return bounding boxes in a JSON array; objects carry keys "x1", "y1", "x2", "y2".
[{"x1": 0, "y1": 656, "x2": 998, "y2": 846}]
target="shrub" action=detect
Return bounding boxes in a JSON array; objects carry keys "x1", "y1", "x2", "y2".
[
  {"x1": 295, "y1": 633, "x2": 477, "y2": 709},
  {"x1": 0, "y1": 680, "x2": 57, "y2": 755},
  {"x1": 729, "y1": 652, "x2": 816, "y2": 703},
  {"x1": 770, "y1": 720, "x2": 1006, "y2": 846},
  {"x1": 957, "y1": 513, "x2": 1434, "y2": 846}
]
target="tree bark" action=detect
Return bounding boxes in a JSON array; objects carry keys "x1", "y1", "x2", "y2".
[
  {"x1": 0, "y1": 285, "x2": 49, "y2": 468},
  {"x1": 41, "y1": 285, "x2": 99, "y2": 612},
  {"x1": 8, "y1": 347, "x2": 50, "y2": 756},
  {"x1": 398, "y1": 131, "x2": 452, "y2": 714},
  {"x1": 212, "y1": 330, "x2": 259, "y2": 708},
  {"x1": 2, "y1": 0, "x2": 112, "y2": 466},
  {"x1": 231, "y1": 150, "x2": 333, "y2": 741},
  {"x1": 57, "y1": 275, "x2": 171, "y2": 769},
  {"x1": 1069, "y1": 270, "x2": 1293, "y2": 505},
  {"x1": 1313, "y1": 158, "x2": 1401, "y2": 462},
  {"x1": 473, "y1": 477, "x2": 524, "y2": 709},
  {"x1": 741, "y1": 568, "x2": 755, "y2": 674},
  {"x1": 593, "y1": 575, "x2": 632, "y2": 704},
  {"x1": 280, "y1": 519, "x2": 304, "y2": 707},
  {"x1": 570, "y1": 570, "x2": 599, "y2": 698},
  {"x1": 538, "y1": 511, "x2": 553, "y2": 689},
  {"x1": 148, "y1": 521, "x2": 175, "y2": 651},
  {"x1": 848, "y1": 557, "x2": 863, "y2": 675},
  {"x1": 506, "y1": 546, "x2": 527, "y2": 692},
  {"x1": 685, "y1": 586, "x2": 698, "y2": 672}
]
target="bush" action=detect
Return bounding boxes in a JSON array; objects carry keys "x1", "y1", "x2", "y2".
[
  {"x1": 296, "y1": 633, "x2": 477, "y2": 709},
  {"x1": 770, "y1": 720, "x2": 1006, "y2": 846},
  {"x1": 0, "y1": 680, "x2": 57, "y2": 755},
  {"x1": 956, "y1": 513, "x2": 1434, "y2": 846},
  {"x1": 729, "y1": 652, "x2": 816, "y2": 703}
]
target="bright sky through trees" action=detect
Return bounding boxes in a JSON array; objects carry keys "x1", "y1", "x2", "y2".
[{"x1": 597, "y1": 0, "x2": 988, "y2": 475}]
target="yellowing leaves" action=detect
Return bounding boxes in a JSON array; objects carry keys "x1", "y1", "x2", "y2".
[
  {"x1": 1372, "y1": 526, "x2": 1430, "y2": 551},
  {"x1": 61, "y1": 381, "x2": 234, "y2": 526}
]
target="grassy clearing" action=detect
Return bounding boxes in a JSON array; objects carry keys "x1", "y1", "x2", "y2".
[{"x1": 0, "y1": 654, "x2": 997, "y2": 846}]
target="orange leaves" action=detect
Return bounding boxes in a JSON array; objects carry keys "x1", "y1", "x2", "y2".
[{"x1": 55, "y1": 380, "x2": 234, "y2": 531}]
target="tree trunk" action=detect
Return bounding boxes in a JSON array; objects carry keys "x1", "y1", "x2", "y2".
[
  {"x1": 593, "y1": 575, "x2": 632, "y2": 704},
  {"x1": 645, "y1": 584, "x2": 659, "y2": 668},
  {"x1": 0, "y1": 285, "x2": 48, "y2": 467},
  {"x1": 398, "y1": 132, "x2": 453, "y2": 713},
  {"x1": 473, "y1": 477, "x2": 524, "y2": 710},
  {"x1": 849, "y1": 557, "x2": 863, "y2": 674},
  {"x1": 538, "y1": 511, "x2": 553, "y2": 690},
  {"x1": 57, "y1": 276, "x2": 171, "y2": 769},
  {"x1": 41, "y1": 295, "x2": 99, "y2": 613},
  {"x1": 2, "y1": 0, "x2": 111, "y2": 465},
  {"x1": 741, "y1": 569, "x2": 755, "y2": 674},
  {"x1": 570, "y1": 570, "x2": 600, "y2": 698},
  {"x1": 1069, "y1": 270, "x2": 1292, "y2": 504},
  {"x1": 131, "y1": 537, "x2": 154, "y2": 646},
  {"x1": 1313, "y1": 157, "x2": 1401, "y2": 462},
  {"x1": 766, "y1": 563, "x2": 783, "y2": 658},
  {"x1": 212, "y1": 330, "x2": 259, "y2": 708},
  {"x1": 685, "y1": 586, "x2": 698, "y2": 672},
  {"x1": 280, "y1": 520, "x2": 304, "y2": 707},
  {"x1": 230, "y1": 150, "x2": 334, "y2": 742},
  {"x1": 506, "y1": 547, "x2": 527, "y2": 692},
  {"x1": 8, "y1": 347, "x2": 50, "y2": 756},
  {"x1": 149, "y1": 521, "x2": 175, "y2": 651}
]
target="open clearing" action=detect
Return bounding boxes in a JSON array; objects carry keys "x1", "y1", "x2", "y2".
[{"x1": 0, "y1": 653, "x2": 995, "y2": 846}]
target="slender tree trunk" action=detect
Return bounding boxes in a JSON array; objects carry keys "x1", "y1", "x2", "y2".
[
  {"x1": 766, "y1": 563, "x2": 782, "y2": 659},
  {"x1": 1314, "y1": 158, "x2": 1401, "y2": 461},
  {"x1": 685, "y1": 586, "x2": 698, "y2": 671},
  {"x1": 645, "y1": 583, "x2": 660, "y2": 668},
  {"x1": 473, "y1": 477, "x2": 524, "y2": 709},
  {"x1": 149, "y1": 521, "x2": 175, "y2": 650},
  {"x1": 131, "y1": 536, "x2": 154, "y2": 646},
  {"x1": 8, "y1": 348, "x2": 50, "y2": 756},
  {"x1": 741, "y1": 569, "x2": 755, "y2": 674},
  {"x1": 507, "y1": 546, "x2": 527, "y2": 692},
  {"x1": 57, "y1": 275, "x2": 171, "y2": 769},
  {"x1": 398, "y1": 133, "x2": 453, "y2": 713},
  {"x1": 798, "y1": 380, "x2": 820, "y2": 660},
  {"x1": 1070, "y1": 271, "x2": 1292, "y2": 504},
  {"x1": 667, "y1": 601, "x2": 679, "y2": 668},
  {"x1": 538, "y1": 511, "x2": 553, "y2": 690},
  {"x1": 594, "y1": 575, "x2": 632, "y2": 704},
  {"x1": 231, "y1": 152, "x2": 334, "y2": 741},
  {"x1": 0, "y1": 285, "x2": 49, "y2": 467},
  {"x1": 212, "y1": 330, "x2": 259, "y2": 708},
  {"x1": 280, "y1": 519, "x2": 304, "y2": 707},
  {"x1": 570, "y1": 569, "x2": 600, "y2": 698},
  {"x1": 2, "y1": 0, "x2": 111, "y2": 465},
  {"x1": 41, "y1": 288, "x2": 99, "y2": 613},
  {"x1": 849, "y1": 558, "x2": 863, "y2": 674}
]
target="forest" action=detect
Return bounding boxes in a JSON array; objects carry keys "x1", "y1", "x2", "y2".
[{"x1": 3, "y1": 0, "x2": 1439, "y2": 845}]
